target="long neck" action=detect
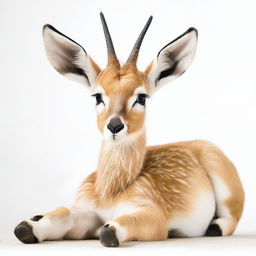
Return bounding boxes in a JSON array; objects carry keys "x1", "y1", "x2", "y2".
[{"x1": 95, "y1": 131, "x2": 146, "y2": 199}]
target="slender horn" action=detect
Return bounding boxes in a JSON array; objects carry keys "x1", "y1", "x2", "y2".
[
  {"x1": 100, "y1": 12, "x2": 119, "y2": 67},
  {"x1": 126, "y1": 16, "x2": 153, "y2": 66}
]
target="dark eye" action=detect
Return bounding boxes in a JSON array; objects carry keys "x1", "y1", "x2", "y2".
[
  {"x1": 133, "y1": 93, "x2": 148, "y2": 107},
  {"x1": 92, "y1": 93, "x2": 104, "y2": 105}
]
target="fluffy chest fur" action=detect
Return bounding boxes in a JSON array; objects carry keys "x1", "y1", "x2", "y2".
[{"x1": 74, "y1": 143, "x2": 213, "y2": 216}]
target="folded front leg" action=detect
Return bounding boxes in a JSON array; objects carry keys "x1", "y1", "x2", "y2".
[
  {"x1": 14, "y1": 207, "x2": 103, "y2": 243},
  {"x1": 100, "y1": 207, "x2": 168, "y2": 247}
]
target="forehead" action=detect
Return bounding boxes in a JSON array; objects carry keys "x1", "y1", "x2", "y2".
[{"x1": 96, "y1": 67, "x2": 147, "y2": 96}]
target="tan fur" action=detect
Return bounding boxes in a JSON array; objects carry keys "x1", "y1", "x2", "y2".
[
  {"x1": 96, "y1": 67, "x2": 147, "y2": 133},
  {"x1": 45, "y1": 207, "x2": 70, "y2": 218},
  {"x1": 89, "y1": 57, "x2": 101, "y2": 75},
  {"x1": 145, "y1": 60, "x2": 154, "y2": 74},
  {"x1": 112, "y1": 207, "x2": 168, "y2": 241},
  {"x1": 95, "y1": 133, "x2": 146, "y2": 198}
]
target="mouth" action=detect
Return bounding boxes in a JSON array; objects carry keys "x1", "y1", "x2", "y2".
[{"x1": 103, "y1": 124, "x2": 128, "y2": 142}]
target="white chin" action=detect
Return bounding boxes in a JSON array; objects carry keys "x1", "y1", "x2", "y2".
[{"x1": 103, "y1": 132, "x2": 127, "y2": 142}]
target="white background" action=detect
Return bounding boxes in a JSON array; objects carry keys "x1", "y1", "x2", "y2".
[{"x1": 0, "y1": 0, "x2": 256, "y2": 252}]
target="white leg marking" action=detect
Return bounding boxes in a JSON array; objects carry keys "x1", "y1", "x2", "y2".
[
  {"x1": 108, "y1": 221, "x2": 128, "y2": 243},
  {"x1": 210, "y1": 175, "x2": 235, "y2": 234},
  {"x1": 27, "y1": 215, "x2": 73, "y2": 242},
  {"x1": 212, "y1": 218, "x2": 235, "y2": 236}
]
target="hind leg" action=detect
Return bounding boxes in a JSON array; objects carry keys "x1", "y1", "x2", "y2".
[
  {"x1": 205, "y1": 175, "x2": 241, "y2": 236},
  {"x1": 205, "y1": 165, "x2": 244, "y2": 236},
  {"x1": 189, "y1": 141, "x2": 244, "y2": 236},
  {"x1": 14, "y1": 207, "x2": 103, "y2": 243},
  {"x1": 180, "y1": 140, "x2": 244, "y2": 236}
]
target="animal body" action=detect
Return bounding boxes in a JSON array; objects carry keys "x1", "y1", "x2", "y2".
[{"x1": 14, "y1": 13, "x2": 244, "y2": 247}]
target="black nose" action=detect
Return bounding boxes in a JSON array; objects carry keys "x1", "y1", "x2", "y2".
[{"x1": 107, "y1": 118, "x2": 124, "y2": 134}]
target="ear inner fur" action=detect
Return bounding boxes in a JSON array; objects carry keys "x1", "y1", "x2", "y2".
[{"x1": 42, "y1": 24, "x2": 101, "y2": 87}]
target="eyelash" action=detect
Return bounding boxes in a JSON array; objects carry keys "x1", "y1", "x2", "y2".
[
  {"x1": 92, "y1": 93, "x2": 149, "y2": 108},
  {"x1": 92, "y1": 93, "x2": 104, "y2": 106},
  {"x1": 133, "y1": 93, "x2": 149, "y2": 107}
]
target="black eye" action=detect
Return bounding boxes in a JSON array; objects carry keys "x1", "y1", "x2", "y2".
[
  {"x1": 134, "y1": 93, "x2": 148, "y2": 107},
  {"x1": 92, "y1": 93, "x2": 104, "y2": 106}
]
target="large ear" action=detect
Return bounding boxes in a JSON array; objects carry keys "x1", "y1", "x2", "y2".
[
  {"x1": 42, "y1": 24, "x2": 101, "y2": 88},
  {"x1": 145, "y1": 27, "x2": 198, "y2": 91}
]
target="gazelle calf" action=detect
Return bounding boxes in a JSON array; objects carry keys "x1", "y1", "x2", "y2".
[{"x1": 14, "y1": 13, "x2": 244, "y2": 247}]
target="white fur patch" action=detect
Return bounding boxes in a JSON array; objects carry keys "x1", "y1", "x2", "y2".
[
  {"x1": 28, "y1": 215, "x2": 73, "y2": 241},
  {"x1": 127, "y1": 86, "x2": 149, "y2": 111},
  {"x1": 108, "y1": 221, "x2": 128, "y2": 242},
  {"x1": 208, "y1": 175, "x2": 235, "y2": 235},
  {"x1": 91, "y1": 86, "x2": 108, "y2": 114},
  {"x1": 210, "y1": 174, "x2": 231, "y2": 218},
  {"x1": 168, "y1": 191, "x2": 215, "y2": 237},
  {"x1": 75, "y1": 55, "x2": 98, "y2": 88},
  {"x1": 212, "y1": 217, "x2": 234, "y2": 236},
  {"x1": 64, "y1": 72, "x2": 89, "y2": 86}
]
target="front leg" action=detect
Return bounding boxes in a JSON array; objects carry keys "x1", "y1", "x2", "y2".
[
  {"x1": 100, "y1": 207, "x2": 168, "y2": 247},
  {"x1": 14, "y1": 207, "x2": 103, "y2": 243}
]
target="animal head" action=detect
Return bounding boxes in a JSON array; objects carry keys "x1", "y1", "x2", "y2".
[{"x1": 43, "y1": 13, "x2": 197, "y2": 143}]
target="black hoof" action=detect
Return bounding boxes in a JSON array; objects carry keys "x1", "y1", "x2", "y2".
[
  {"x1": 14, "y1": 221, "x2": 39, "y2": 244},
  {"x1": 205, "y1": 223, "x2": 222, "y2": 236},
  {"x1": 31, "y1": 215, "x2": 43, "y2": 222},
  {"x1": 100, "y1": 224, "x2": 119, "y2": 247}
]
